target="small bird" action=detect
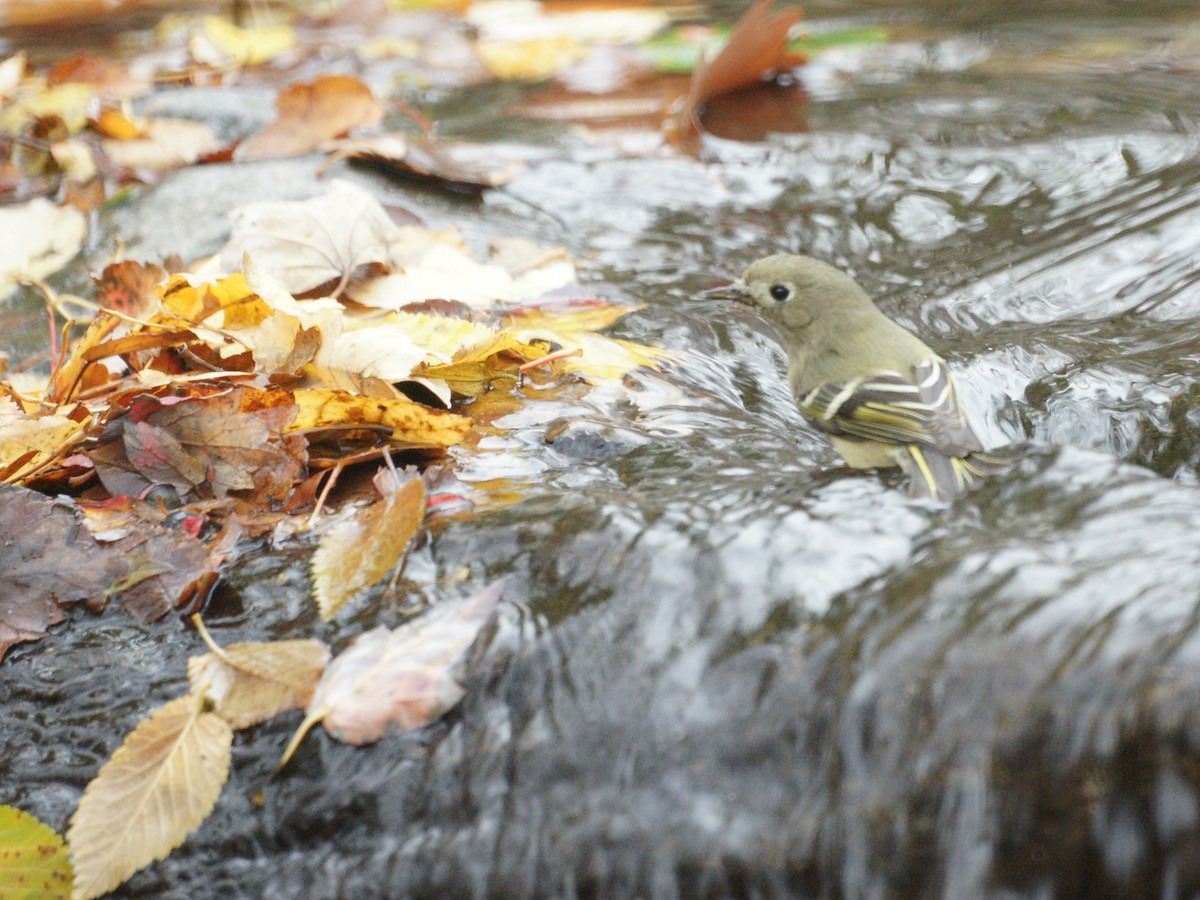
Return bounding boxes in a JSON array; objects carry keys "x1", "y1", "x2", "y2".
[{"x1": 705, "y1": 254, "x2": 1010, "y2": 501}]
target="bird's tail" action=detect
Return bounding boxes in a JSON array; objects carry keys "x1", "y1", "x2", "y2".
[{"x1": 897, "y1": 445, "x2": 1018, "y2": 502}]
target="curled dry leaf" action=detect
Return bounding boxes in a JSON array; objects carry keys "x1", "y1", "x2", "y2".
[
  {"x1": 311, "y1": 475, "x2": 425, "y2": 621},
  {"x1": 67, "y1": 693, "x2": 233, "y2": 900},
  {"x1": 667, "y1": 0, "x2": 804, "y2": 150},
  {"x1": 0, "y1": 805, "x2": 73, "y2": 899},
  {"x1": 323, "y1": 133, "x2": 526, "y2": 190},
  {"x1": 187, "y1": 617, "x2": 330, "y2": 730},
  {"x1": 0, "y1": 395, "x2": 91, "y2": 485},
  {"x1": 281, "y1": 580, "x2": 504, "y2": 766},
  {"x1": 239, "y1": 75, "x2": 384, "y2": 162}
]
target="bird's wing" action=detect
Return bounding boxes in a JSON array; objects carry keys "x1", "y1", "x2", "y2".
[{"x1": 797, "y1": 357, "x2": 984, "y2": 456}]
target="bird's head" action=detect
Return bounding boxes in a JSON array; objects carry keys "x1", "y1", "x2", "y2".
[{"x1": 704, "y1": 254, "x2": 874, "y2": 335}]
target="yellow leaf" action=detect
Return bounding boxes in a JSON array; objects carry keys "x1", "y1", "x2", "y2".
[
  {"x1": 66, "y1": 694, "x2": 232, "y2": 900},
  {"x1": 312, "y1": 476, "x2": 425, "y2": 620},
  {"x1": 475, "y1": 36, "x2": 585, "y2": 81},
  {"x1": 157, "y1": 272, "x2": 269, "y2": 327},
  {"x1": 291, "y1": 388, "x2": 471, "y2": 448},
  {"x1": 0, "y1": 396, "x2": 90, "y2": 485},
  {"x1": 188, "y1": 618, "x2": 331, "y2": 730},
  {"x1": 199, "y1": 16, "x2": 295, "y2": 66},
  {"x1": 0, "y1": 82, "x2": 92, "y2": 133},
  {"x1": 505, "y1": 304, "x2": 675, "y2": 383},
  {"x1": 0, "y1": 805, "x2": 73, "y2": 899}
]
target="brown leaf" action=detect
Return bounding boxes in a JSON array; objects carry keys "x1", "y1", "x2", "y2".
[
  {"x1": 0, "y1": 486, "x2": 118, "y2": 661},
  {"x1": 188, "y1": 617, "x2": 330, "y2": 730},
  {"x1": 94, "y1": 259, "x2": 167, "y2": 317},
  {"x1": 67, "y1": 693, "x2": 233, "y2": 900},
  {"x1": 92, "y1": 388, "x2": 304, "y2": 502},
  {"x1": 281, "y1": 580, "x2": 503, "y2": 765},
  {"x1": 311, "y1": 475, "x2": 425, "y2": 620},
  {"x1": 239, "y1": 75, "x2": 384, "y2": 162},
  {"x1": 323, "y1": 133, "x2": 525, "y2": 190},
  {"x1": 668, "y1": 0, "x2": 804, "y2": 151}
]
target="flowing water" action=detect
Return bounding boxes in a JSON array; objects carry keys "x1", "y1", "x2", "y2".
[{"x1": 5, "y1": 2, "x2": 1200, "y2": 897}]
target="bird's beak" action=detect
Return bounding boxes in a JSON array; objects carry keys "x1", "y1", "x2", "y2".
[{"x1": 703, "y1": 279, "x2": 750, "y2": 303}]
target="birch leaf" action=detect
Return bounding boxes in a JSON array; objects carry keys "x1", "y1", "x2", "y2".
[
  {"x1": 67, "y1": 694, "x2": 232, "y2": 900},
  {"x1": 0, "y1": 805, "x2": 72, "y2": 899},
  {"x1": 188, "y1": 620, "x2": 331, "y2": 730},
  {"x1": 291, "y1": 389, "x2": 471, "y2": 448},
  {"x1": 311, "y1": 475, "x2": 425, "y2": 620}
]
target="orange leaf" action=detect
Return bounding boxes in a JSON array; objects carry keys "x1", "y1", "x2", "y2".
[{"x1": 239, "y1": 75, "x2": 384, "y2": 162}]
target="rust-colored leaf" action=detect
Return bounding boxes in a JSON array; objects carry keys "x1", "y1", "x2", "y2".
[
  {"x1": 66, "y1": 693, "x2": 232, "y2": 900},
  {"x1": 239, "y1": 75, "x2": 384, "y2": 162}
]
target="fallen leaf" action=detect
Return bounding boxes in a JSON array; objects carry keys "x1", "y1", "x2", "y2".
[
  {"x1": 67, "y1": 693, "x2": 233, "y2": 900},
  {"x1": 476, "y1": 35, "x2": 586, "y2": 81},
  {"x1": 192, "y1": 16, "x2": 296, "y2": 68},
  {"x1": 0, "y1": 396, "x2": 91, "y2": 485},
  {"x1": 280, "y1": 580, "x2": 503, "y2": 765},
  {"x1": 239, "y1": 75, "x2": 384, "y2": 162},
  {"x1": 0, "y1": 804, "x2": 72, "y2": 899},
  {"x1": 187, "y1": 617, "x2": 330, "y2": 729},
  {"x1": 0, "y1": 486, "x2": 118, "y2": 661},
  {"x1": 0, "y1": 198, "x2": 86, "y2": 300},
  {"x1": 291, "y1": 388, "x2": 472, "y2": 448},
  {"x1": 101, "y1": 118, "x2": 219, "y2": 172},
  {"x1": 218, "y1": 180, "x2": 401, "y2": 294},
  {"x1": 323, "y1": 133, "x2": 525, "y2": 190},
  {"x1": 48, "y1": 54, "x2": 149, "y2": 100},
  {"x1": 311, "y1": 474, "x2": 424, "y2": 620},
  {"x1": 667, "y1": 0, "x2": 804, "y2": 149}
]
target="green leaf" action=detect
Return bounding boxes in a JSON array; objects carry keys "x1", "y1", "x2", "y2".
[{"x1": 0, "y1": 805, "x2": 73, "y2": 899}]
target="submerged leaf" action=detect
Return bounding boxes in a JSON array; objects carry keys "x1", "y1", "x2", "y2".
[
  {"x1": 0, "y1": 805, "x2": 73, "y2": 899},
  {"x1": 311, "y1": 475, "x2": 425, "y2": 620},
  {"x1": 67, "y1": 694, "x2": 233, "y2": 900},
  {"x1": 281, "y1": 580, "x2": 503, "y2": 765}
]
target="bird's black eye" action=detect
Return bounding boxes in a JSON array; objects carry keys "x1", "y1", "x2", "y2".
[{"x1": 769, "y1": 284, "x2": 790, "y2": 301}]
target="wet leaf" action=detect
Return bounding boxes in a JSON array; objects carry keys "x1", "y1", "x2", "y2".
[
  {"x1": 192, "y1": 16, "x2": 296, "y2": 68},
  {"x1": 0, "y1": 198, "x2": 86, "y2": 300},
  {"x1": 0, "y1": 486, "x2": 117, "y2": 661},
  {"x1": 217, "y1": 180, "x2": 401, "y2": 294},
  {"x1": 668, "y1": 0, "x2": 804, "y2": 149},
  {"x1": 311, "y1": 475, "x2": 425, "y2": 620},
  {"x1": 67, "y1": 693, "x2": 233, "y2": 900},
  {"x1": 188, "y1": 618, "x2": 330, "y2": 730},
  {"x1": 0, "y1": 804, "x2": 72, "y2": 899},
  {"x1": 281, "y1": 580, "x2": 503, "y2": 765},
  {"x1": 291, "y1": 388, "x2": 471, "y2": 448},
  {"x1": 323, "y1": 133, "x2": 525, "y2": 190},
  {"x1": 239, "y1": 75, "x2": 384, "y2": 162}
]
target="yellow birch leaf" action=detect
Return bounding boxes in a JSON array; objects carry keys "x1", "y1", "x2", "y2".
[
  {"x1": 291, "y1": 388, "x2": 471, "y2": 448},
  {"x1": 505, "y1": 304, "x2": 675, "y2": 382},
  {"x1": 187, "y1": 620, "x2": 331, "y2": 730},
  {"x1": 0, "y1": 805, "x2": 73, "y2": 899},
  {"x1": 312, "y1": 476, "x2": 425, "y2": 621},
  {"x1": 475, "y1": 36, "x2": 584, "y2": 81},
  {"x1": 66, "y1": 693, "x2": 233, "y2": 900}
]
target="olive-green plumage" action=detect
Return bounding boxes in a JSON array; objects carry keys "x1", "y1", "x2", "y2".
[{"x1": 706, "y1": 254, "x2": 1009, "y2": 500}]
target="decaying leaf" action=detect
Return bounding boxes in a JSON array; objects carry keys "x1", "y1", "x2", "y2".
[
  {"x1": 281, "y1": 580, "x2": 504, "y2": 766},
  {"x1": 0, "y1": 804, "x2": 73, "y2": 899},
  {"x1": 0, "y1": 198, "x2": 86, "y2": 300},
  {"x1": 239, "y1": 75, "x2": 384, "y2": 162},
  {"x1": 188, "y1": 617, "x2": 330, "y2": 729},
  {"x1": 311, "y1": 474, "x2": 425, "y2": 620},
  {"x1": 0, "y1": 487, "x2": 118, "y2": 661},
  {"x1": 67, "y1": 693, "x2": 233, "y2": 900}
]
